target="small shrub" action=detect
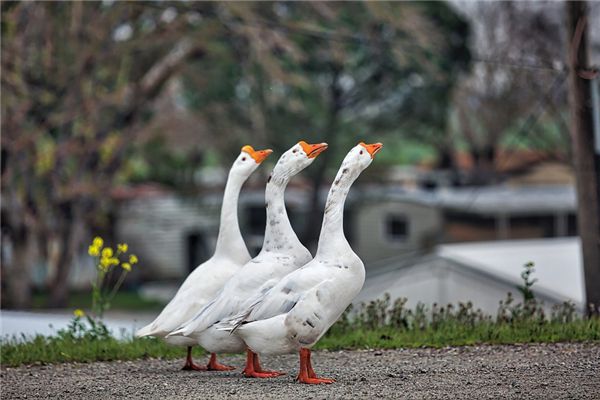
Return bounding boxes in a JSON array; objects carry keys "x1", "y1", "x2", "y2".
[
  {"x1": 88, "y1": 237, "x2": 139, "y2": 318},
  {"x1": 3, "y1": 259, "x2": 598, "y2": 366},
  {"x1": 389, "y1": 297, "x2": 409, "y2": 329},
  {"x1": 328, "y1": 261, "x2": 584, "y2": 337},
  {"x1": 518, "y1": 261, "x2": 537, "y2": 302},
  {"x1": 64, "y1": 236, "x2": 141, "y2": 339}
]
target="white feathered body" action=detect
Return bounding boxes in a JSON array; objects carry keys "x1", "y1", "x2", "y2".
[
  {"x1": 136, "y1": 255, "x2": 247, "y2": 345},
  {"x1": 169, "y1": 145, "x2": 320, "y2": 353},
  {"x1": 136, "y1": 150, "x2": 262, "y2": 344},
  {"x1": 222, "y1": 143, "x2": 378, "y2": 356},
  {"x1": 230, "y1": 251, "x2": 365, "y2": 355},
  {"x1": 171, "y1": 247, "x2": 312, "y2": 352}
]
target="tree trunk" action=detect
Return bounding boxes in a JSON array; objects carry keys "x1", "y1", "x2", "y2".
[
  {"x1": 437, "y1": 147, "x2": 454, "y2": 170},
  {"x1": 302, "y1": 131, "x2": 335, "y2": 250},
  {"x1": 48, "y1": 202, "x2": 86, "y2": 307},
  {"x1": 1, "y1": 188, "x2": 36, "y2": 309},
  {"x1": 566, "y1": 1, "x2": 600, "y2": 316},
  {"x1": 3, "y1": 226, "x2": 35, "y2": 309},
  {"x1": 469, "y1": 144, "x2": 497, "y2": 185},
  {"x1": 301, "y1": 65, "x2": 342, "y2": 249}
]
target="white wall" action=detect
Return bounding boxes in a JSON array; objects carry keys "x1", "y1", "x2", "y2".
[
  {"x1": 116, "y1": 196, "x2": 217, "y2": 279},
  {"x1": 353, "y1": 201, "x2": 442, "y2": 264},
  {"x1": 355, "y1": 257, "x2": 571, "y2": 316}
]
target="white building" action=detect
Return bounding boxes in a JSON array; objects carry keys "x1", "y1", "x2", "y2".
[{"x1": 355, "y1": 237, "x2": 585, "y2": 315}]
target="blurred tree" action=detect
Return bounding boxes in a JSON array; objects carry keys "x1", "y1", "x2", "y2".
[
  {"x1": 1, "y1": 1, "x2": 206, "y2": 307},
  {"x1": 1, "y1": 1, "x2": 472, "y2": 306},
  {"x1": 181, "y1": 1, "x2": 471, "y2": 246},
  {"x1": 452, "y1": 2, "x2": 569, "y2": 184}
]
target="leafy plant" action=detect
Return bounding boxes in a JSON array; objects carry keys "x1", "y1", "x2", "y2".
[
  {"x1": 58, "y1": 236, "x2": 141, "y2": 339},
  {"x1": 518, "y1": 261, "x2": 538, "y2": 302},
  {"x1": 87, "y1": 236, "x2": 139, "y2": 319},
  {"x1": 4, "y1": 259, "x2": 598, "y2": 367},
  {"x1": 330, "y1": 261, "x2": 579, "y2": 335},
  {"x1": 55, "y1": 310, "x2": 111, "y2": 342}
]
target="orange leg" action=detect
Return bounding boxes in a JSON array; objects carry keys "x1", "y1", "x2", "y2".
[
  {"x1": 182, "y1": 346, "x2": 207, "y2": 371},
  {"x1": 253, "y1": 351, "x2": 285, "y2": 376},
  {"x1": 206, "y1": 353, "x2": 236, "y2": 371},
  {"x1": 306, "y1": 348, "x2": 317, "y2": 378},
  {"x1": 296, "y1": 348, "x2": 335, "y2": 384},
  {"x1": 242, "y1": 349, "x2": 284, "y2": 378}
]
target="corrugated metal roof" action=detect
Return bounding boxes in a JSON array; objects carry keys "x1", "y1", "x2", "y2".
[
  {"x1": 357, "y1": 237, "x2": 584, "y2": 313},
  {"x1": 437, "y1": 237, "x2": 584, "y2": 305},
  {"x1": 359, "y1": 185, "x2": 576, "y2": 215}
]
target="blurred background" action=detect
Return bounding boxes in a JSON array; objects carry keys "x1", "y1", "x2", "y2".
[{"x1": 1, "y1": 1, "x2": 599, "y2": 332}]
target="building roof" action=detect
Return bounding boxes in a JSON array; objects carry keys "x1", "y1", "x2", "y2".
[
  {"x1": 437, "y1": 237, "x2": 584, "y2": 306},
  {"x1": 358, "y1": 184, "x2": 576, "y2": 215},
  {"x1": 435, "y1": 185, "x2": 576, "y2": 215},
  {"x1": 357, "y1": 237, "x2": 584, "y2": 313}
]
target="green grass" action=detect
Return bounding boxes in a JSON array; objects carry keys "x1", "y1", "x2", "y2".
[
  {"x1": 0, "y1": 336, "x2": 204, "y2": 367},
  {"x1": 317, "y1": 319, "x2": 600, "y2": 350},
  {"x1": 4, "y1": 268, "x2": 599, "y2": 368},
  {"x1": 2, "y1": 319, "x2": 598, "y2": 368}
]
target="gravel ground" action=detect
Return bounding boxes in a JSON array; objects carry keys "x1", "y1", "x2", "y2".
[{"x1": 3, "y1": 343, "x2": 599, "y2": 399}]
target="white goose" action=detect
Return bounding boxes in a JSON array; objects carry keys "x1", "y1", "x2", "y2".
[
  {"x1": 168, "y1": 141, "x2": 328, "y2": 378},
  {"x1": 135, "y1": 145, "x2": 272, "y2": 371},
  {"x1": 219, "y1": 142, "x2": 383, "y2": 384}
]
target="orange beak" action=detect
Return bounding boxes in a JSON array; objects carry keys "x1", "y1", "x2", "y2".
[
  {"x1": 242, "y1": 145, "x2": 273, "y2": 163},
  {"x1": 299, "y1": 141, "x2": 328, "y2": 159},
  {"x1": 359, "y1": 142, "x2": 383, "y2": 159}
]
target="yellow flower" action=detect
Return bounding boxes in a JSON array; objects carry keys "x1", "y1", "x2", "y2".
[
  {"x1": 100, "y1": 257, "x2": 112, "y2": 269},
  {"x1": 92, "y1": 237, "x2": 103, "y2": 248},
  {"x1": 73, "y1": 309, "x2": 85, "y2": 318},
  {"x1": 121, "y1": 262, "x2": 131, "y2": 272},
  {"x1": 109, "y1": 257, "x2": 120, "y2": 266},
  {"x1": 88, "y1": 245, "x2": 100, "y2": 257},
  {"x1": 101, "y1": 247, "x2": 113, "y2": 258},
  {"x1": 117, "y1": 243, "x2": 128, "y2": 253},
  {"x1": 129, "y1": 254, "x2": 138, "y2": 265}
]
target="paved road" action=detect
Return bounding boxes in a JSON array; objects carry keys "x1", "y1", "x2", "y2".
[{"x1": 2, "y1": 343, "x2": 599, "y2": 399}]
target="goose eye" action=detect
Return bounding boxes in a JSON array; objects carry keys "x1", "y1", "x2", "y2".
[
  {"x1": 359, "y1": 150, "x2": 363, "y2": 155},
  {"x1": 242, "y1": 157, "x2": 246, "y2": 161},
  {"x1": 292, "y1": 149, "x2": 297, "y2": 153}
]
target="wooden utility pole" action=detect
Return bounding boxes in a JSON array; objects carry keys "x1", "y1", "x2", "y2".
[{"x1": 566, "y1": 1, "x2": 600, "y2": 316}]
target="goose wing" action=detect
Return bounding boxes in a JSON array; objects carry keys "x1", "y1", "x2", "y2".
[
  {"x1": 229, "y1": 262, "x2": 330, "y2": 328},
  {"x1": 283, "y1": 279, "x2": 338, "y2": 345},
  {"x1": 170, "y1": 260, "x2": 283, "y2": 336},
  {"x1": 136, "y1": 258, "x2": 231, "y2": 337}
]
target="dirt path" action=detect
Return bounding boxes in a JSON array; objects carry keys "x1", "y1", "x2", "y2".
[{"x1": 3, "y1": 343, "x2": 599, "y2": 399}]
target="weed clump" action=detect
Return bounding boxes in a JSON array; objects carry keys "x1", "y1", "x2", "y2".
[
  {"x1": 323, "y1": 262, "x2": 598, "y2": 349},
  {"x1": 2, "y1": 262, "x2": 598, "y2": 366}
]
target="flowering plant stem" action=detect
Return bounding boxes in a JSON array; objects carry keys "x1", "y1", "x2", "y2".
[{"x1": 86, "y1": 237, "x2": 138, "y2": 319}]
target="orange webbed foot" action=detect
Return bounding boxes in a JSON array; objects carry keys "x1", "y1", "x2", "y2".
[
  {"x1": 296, "y1": 375, "x2": 336, "y2": 384},
  {"x1": 206, "y1": 353, "x2": 236, "y2": 371},
  {"x1": 296, "y1": 348, "x2": 334, "y2": 384},
  {"x1": 243, "y1": 369, "x2": 284, "y2": 378},
  {"x1": 207, "y1": 362, "x2": 236, "y2": 371},
  {"x1": 182, "y1": 362, "x2": 207, "y2": 371}
]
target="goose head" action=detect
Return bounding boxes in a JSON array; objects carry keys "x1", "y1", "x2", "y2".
[
  {"x1": 270, "y1": 141, "x2": 328, "y2": 182},
  {"x1": 339, "y1": 142, "x2": 383, "y2": 176},
  {"x1": 231, "y1": 145, "x2": 273, "y2": 177}
]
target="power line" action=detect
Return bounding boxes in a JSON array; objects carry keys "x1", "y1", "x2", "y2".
[
  {"x1": 472, "y1": 57, "x2": 566, "y2": 73},
  {"x1": 496, "y1": 71, "x2": 568, "y2": 171},
  {"x1": 135, "y1": 2, "x2": 571, "y2": 73},
  {"x1": 458, "y1": 71, "x2": 568, "y2": 212}
]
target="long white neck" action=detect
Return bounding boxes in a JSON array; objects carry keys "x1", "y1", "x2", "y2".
[
  {"x1": 316, "y1": 165, "x2": 361, "y2": 258},
  {"x1": 213, "y1": 170, "x2": 251, "y2": 263},
  {"x1": 262, "y1": 173, "x2": 304, "y2": 253}
]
